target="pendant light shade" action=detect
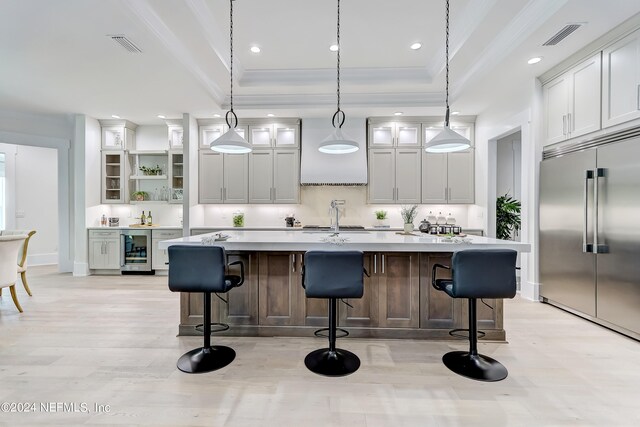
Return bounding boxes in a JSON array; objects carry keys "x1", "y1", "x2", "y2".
[
  {"x1": 320, "y1": 0, "x2": 359, "y2": 154},
  {"x1": 424, "y1": 126, "x2": 470, "y2": 153},
  {"x1": 211, "y1": 0, "x2": 251, "y2": 154},
  {"x1": 319, "y1": 128, "x2": 359, "y2": 154},
  {"x1": 425, "y1": 0, "x2": 471, "y2": 154}
]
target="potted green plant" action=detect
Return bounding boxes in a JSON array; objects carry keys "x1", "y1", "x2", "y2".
[
  {"x1": 400, "y1": 205, "x2": 419, "y2": 233},
  {"x1": 232, "y1": 211, "x2": 245, "y2": 227},
  {"x1": 139, "y1": 165, "x2": 162, "y2": 176},
  {"x1": 131, "y1": 191, "x2": 149, "y2": 201},
  {"x1": 374, "y1": 210, "x2": 388, "y2": 228},
  {"x1": 496, "y1": 193, "x2": 521, "y2": 240}
]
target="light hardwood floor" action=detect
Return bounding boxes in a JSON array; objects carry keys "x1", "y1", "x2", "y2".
[{"x1": 0, "y1": 266, "x2": 638, "y2": 426}]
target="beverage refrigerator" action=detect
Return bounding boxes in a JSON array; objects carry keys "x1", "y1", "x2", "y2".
[{"x1": 539, "y1": 129, "x2": 640, "y2": 340}]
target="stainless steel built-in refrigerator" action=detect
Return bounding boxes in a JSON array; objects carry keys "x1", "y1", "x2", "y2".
[{"x1": 540, "y1": 131, "x2": 640, "y2": 339}]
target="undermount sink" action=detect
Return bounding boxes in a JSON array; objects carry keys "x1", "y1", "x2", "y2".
[{"x1": 302, "y1": 230, "x2": 370, "y2": 234}]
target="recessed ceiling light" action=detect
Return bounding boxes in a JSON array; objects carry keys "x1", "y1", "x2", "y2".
[
  {"x1": 267, "y1": 113, "x2": 275, "y2": 117},
  {"x1": 157, "y1": 115, "x2": 166, "y2": 119},
  {"x1": 111, "y1": 115, "x2": 120, "y2": 119},
  {"x1": 394, "y1": 112, "x2": 403, "y2": 116},
  {"x1": 213, "y1": 114, "x2": 221, "y2": 118},
  {"x1": 250, "y1": 46, "x2": 261, "y2": 54},
  {"x1": 451, "y1": 111, "x2": 460, "y2": 115},
  {"x1": 329, "y1": 44, "x2": 339, "y2": 52},
  {"x1": 410, "y1": 42, "x2": 422, "y2": 50},
  {"x1": 528, "y1": 57, "x2": 542, "y2": 64}
]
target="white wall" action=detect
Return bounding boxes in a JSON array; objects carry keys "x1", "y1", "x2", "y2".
[
  {"x1": 472, "y1": 77, "x2": 540, "y2": 300},
  {"x1": 0, "y1": 143, "x2": 59, "y2": 264},
  {"x1": 496, "y1": 131, "x2": 522, "y2": 200}
]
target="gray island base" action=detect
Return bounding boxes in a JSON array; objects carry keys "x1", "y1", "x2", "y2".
[{"x1": 158, "y1": 231, "x2": 530, "y2": 341}]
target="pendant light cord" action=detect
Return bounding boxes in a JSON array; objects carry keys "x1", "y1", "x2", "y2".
[
  {"x1": 226, "y1": 0, "x2": 238, "y2": 129},
  {"x1": 444, "y1": 0, "x2": 450, "y2": 128},
  {"x1": 332, "y1": 0, "x2": 345, "y2": 129}
]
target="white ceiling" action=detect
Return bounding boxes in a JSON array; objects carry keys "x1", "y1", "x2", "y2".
[{"x1": 1, "y1": 0, "x2": 640, "y2": 124}]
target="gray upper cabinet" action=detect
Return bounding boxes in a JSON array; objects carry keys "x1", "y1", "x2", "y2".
[
  {"x1": 273, "y1": 149, "x2": 300, "y2": 203},
  {"x1": 248, "y1": 150, "x2": 274, "y2": 203},
  {"x1": 421, "y1": 124, "x2": 475, "y2": 204},
  {"x1": 368, "y1": 148, "x2": 421, "y2": 204},
  {"x1": 198, "y1": 151, "x2": 248, "y2": 204}
]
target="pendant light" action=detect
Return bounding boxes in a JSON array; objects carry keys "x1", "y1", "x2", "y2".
[
  {"x1": 424, "y1": 0, "x2": 471, "y2": 153},
  {"x1": 210, "y1": 0, "x2": 251, "y2": 154},
  {"x1": 318, "y1": 0, "x2": 359, "y2": 154}
]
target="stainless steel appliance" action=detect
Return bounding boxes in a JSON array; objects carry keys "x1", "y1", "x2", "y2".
[
  {"x1": 540, "y1": 130, "x2": 640, "y2": 339},
  {"x1": 120, "y1": 229, "x2": 152, "y2": 272}
]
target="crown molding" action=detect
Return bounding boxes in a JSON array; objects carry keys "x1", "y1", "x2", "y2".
[
  {"x1": 122, "y1": 0, "x2": 226, "y2": 104},
  {"x1": 222, "y1": 92, "x2": 445, "y2": 109},
  {"x1": 240, "y1": 67, "x2": 431, "y2": 87},
  {"x1": 451, "y1": 0, "x2": 568, "y2": 99}
]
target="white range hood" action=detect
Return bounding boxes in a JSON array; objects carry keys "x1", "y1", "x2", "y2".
[{"x1": 300, "y1": 118, "x2": 368, "y2": 185}]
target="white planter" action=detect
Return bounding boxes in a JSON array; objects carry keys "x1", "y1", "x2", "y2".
[{"x1": 403, "y1": 223, "x2": 414, "y2": 233}]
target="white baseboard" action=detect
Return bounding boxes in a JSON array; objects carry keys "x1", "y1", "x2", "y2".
[
  {"x1": 73, "y1": 262, "x2": 90, "y2": 277},
  {"x1": 519, "y1": 280, "x2": 540, "y2": 301},
  {"x1": 27, "y1": 253, "x2": 58, "y2": 266}
]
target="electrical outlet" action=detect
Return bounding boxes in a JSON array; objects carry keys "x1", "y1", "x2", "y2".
[{"x1": 15, "y1": 211, "x2": 25, "y2": 218}]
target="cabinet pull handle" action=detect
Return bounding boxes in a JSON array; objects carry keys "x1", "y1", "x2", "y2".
[
  {"x1": 381, "y1": 254, "x2": 385, "y2": 274},
  {"x1": 373, "y1": 254, "x2": 377, "y2": 274},
  {"x1": 291, "y1": 254, "x2": 296, "y2": 272},
  {"x1": 220, "y1": 188, "x2": 223, "y2": 200},
  {"x1": 448, "y1": 187, "x2": 452, "y2": 200},
  {"x1": 568, "y1": 113, "x2": 572, "y2": 133},
  {"x1": 637, "y1": 84, "x2": 640, "y2": 110},
  {"x1": 562, "y1": 115, "x2": 566, "y2": 135}
]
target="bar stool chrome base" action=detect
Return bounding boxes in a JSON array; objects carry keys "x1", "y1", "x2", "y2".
[
  {"x1": 442, "y1": 351, "x2": 508, "y2": 382},
  {"x1": 177, "y1": 346, "x2": 236, "y2": 374},
  {"x1": 304, "y1": 348, "x2": 361, "y2": 377}
]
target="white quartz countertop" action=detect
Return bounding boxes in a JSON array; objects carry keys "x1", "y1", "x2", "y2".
[{"x1": 158, "y1": 230, "x2": 529, "y2": 253}]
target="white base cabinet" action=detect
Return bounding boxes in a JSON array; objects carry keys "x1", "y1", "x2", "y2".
[
  {"x1": 151, "y1": 230, "x2": 183, "y2": 271},
  {"x1": 88, "y1": 230, "x2": 120, "y2": 270}
]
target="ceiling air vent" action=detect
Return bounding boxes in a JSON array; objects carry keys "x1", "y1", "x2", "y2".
[
  {"x1": 542, "y1": 24, "x2": 584, "y2": 46},
  {"x1": 109, "y1": 35, "x2": 142, "y2": 53}
]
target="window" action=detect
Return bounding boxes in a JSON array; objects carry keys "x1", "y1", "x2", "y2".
[{"x1": 0, "y1": 153, "x2": 5, "y2": 229}]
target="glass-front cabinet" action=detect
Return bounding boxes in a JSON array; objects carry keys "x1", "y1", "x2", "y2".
[
  {"x1": 99, "y1": 119, "x2": 137, "y2": 150},
  {"x1": 169, "y1": 151, "x2": 184, "y2": 203},
  {"x1": 367, "y1": 120, "x2": 421, "y2": 147},
  {"x1": 101, "y1": 151, "x2": 128, "y2": 204},
  {"x1": 249, "y1": 122, "x2": 300, "y2": 148}
]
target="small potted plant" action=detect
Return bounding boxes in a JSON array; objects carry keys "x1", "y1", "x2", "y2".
[
  {"x1": 400, "y1": 205, "x2": 419, "y2": 233},
  {"x1": 374, "y1": 210, "x2": 388, "y2": 228},
  {"x1": 139, "y1": 165, "x2": 162, "y2": 176},
  {"x1": 131, "y1": 191, "x2": 149, "y2": 201}
]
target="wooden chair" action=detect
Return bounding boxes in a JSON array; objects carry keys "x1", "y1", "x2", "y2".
[
  {"x1": 0, "y1": 230, "x2": 36, "y2": 296},
  {"x1": 0, "y1": 235, "x2": 28, "y2": 312}
]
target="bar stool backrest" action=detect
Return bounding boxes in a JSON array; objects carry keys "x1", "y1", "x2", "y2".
[
  {"x1": 168, "y1": 245, "x2": 227, "y2": 293},
  {"x1": 451, "y1": 249, "x2": 517, "y2": 299},
  {"x1": 303, "y1": 251, "x2": 364, "y2": 299}
]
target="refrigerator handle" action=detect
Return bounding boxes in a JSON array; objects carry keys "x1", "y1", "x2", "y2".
[
  {"x1": 583, "y1": 170, "x2": 594, "y2": 253},
  {"x1": 594, "y1": 168, "x2": 609, "y2": 254}
]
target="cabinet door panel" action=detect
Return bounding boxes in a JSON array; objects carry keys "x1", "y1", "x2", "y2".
[
  {"x1": 570, "y1": 53, "x2": 601, "y2": 139},
  {"x1": 89, "y1": 240, "x2": 105, "y2": 269},
  {"x1": 274, "y1": 124, "x2": 299, "y2": 148},
  {"x1": 222, "y1": 253, "x2": 258, "y2": 325},
  {"x1": 422, "y1": 152, "x2": 447, "y2": 203},
  {"x1": 339, "y1": 253, "x2": 379, "y2": 327},
  {"x1": 544, "y1": 75, "x2": 570, "y2": 145},
  {"x1": 447, "y1": 151, "x2": 474, "y2": 204},
  {"x1": 273, "y1": 150, "x2": 300, "y2": 203},
  {"x1": 104, "y1": 240, "x2": 121, "y2": 270},
  {"x1": 395, "y1": 149, "x2": 421, "y2": 203},
  {"x1": 223, "y1": 154, "x2": 249, "y2": 203},
  {"x1": 369, "y1": 123, "x2": 395, "y2": 147},
  {"x1": 378, "y1": 252, "x2": 419, "y2": 328},
  {"x1": 420, "y1": 254, "x2": 463, "y2": 329},
  {"x1": 249, "y1": 150, "x2": 274, "y2": 203},
  {"x1": 258, "y1": 253, "x2": 301, "y2": 326},
  {"x1": 396, "y1": 123, "x2": 421, "y2": 146},
  {"x1": 368, "y1": 149, "x2": 395, "y2": 203},
  {"x1": 249, "y1": 125, "x2": 273, "y2": 147},
  {"x1": 198, "y1": 151, "x2": 223, "y2": 203},
  {"x1": 200, "y1": 125, "x2": 227, "y2": 149},
  {"x1": 602, "y1": 30, "x2": 640, "y2": 128}
]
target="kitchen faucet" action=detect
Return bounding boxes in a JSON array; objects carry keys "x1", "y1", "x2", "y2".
[{"x1": 330, "y1": 199, "x2": 345, "y2": 233}]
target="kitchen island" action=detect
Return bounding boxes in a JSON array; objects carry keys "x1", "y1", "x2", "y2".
[{"x1": 159, "y1": 230, "x2": 530, "y2": 340}]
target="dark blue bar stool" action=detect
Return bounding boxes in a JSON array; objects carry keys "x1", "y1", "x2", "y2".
[
  {"x1": 168, "y1": 245, "x2": 244, "y2": 374},
  {"x1": 432, "y1": 249, "x2": 517, "y2": 382},
  {"x1": 302, "y1": 250, "x2": 365, "y2": 377}
]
